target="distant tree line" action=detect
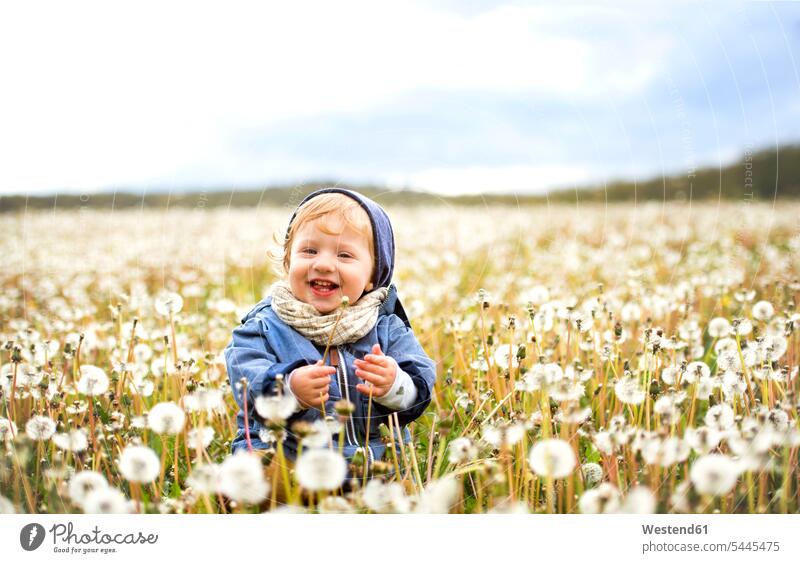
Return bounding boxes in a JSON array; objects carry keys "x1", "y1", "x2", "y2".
[{"x1": 2, "y1": 144, "x2": 798, "y2": 213}]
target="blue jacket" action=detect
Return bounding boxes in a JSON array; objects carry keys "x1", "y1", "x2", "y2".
[{"x1": 225, "y1": 284, "x2": 437, "y2": 464}]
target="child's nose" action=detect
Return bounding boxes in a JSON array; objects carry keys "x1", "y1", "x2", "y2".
[{"x1": 313, "y1": 253, "x2": 336, "y2": 272}]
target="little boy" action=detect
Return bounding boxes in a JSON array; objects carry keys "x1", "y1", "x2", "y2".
[{"x1": 224, "y1": 188, "x2": 436, "y2": 472}]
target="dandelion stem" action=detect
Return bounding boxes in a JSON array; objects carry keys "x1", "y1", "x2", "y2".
[
  {"x1": 362, "y1": 386, "x2": 374, "y2": 489},
  {"x1": 241, "y1": 379, "x2": 254, "y2": 452}
]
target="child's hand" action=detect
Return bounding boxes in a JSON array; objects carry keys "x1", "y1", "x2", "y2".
[
  {"x1": 354, "y1": 343, "x2": 397, "y2": 398},
  {"x1": 289, "y1": 360, "x2": 336, "y2": 409}
]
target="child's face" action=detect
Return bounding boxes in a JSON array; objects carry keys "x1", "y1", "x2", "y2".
[{"x1": 287, "y1": 214, "x2": 374, "y2": 314}]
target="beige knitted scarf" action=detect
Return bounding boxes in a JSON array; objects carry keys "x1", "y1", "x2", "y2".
[{"x1": 269, "y1": 280, "x2": 389, "y2": 346}]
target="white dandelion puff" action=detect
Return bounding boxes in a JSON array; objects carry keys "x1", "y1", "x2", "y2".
[
  {"x1": 621, "y1": 302, "x2": 642, "y2": 322},
  {"x1": 76, "y1": 365, "x2": 109, "y2": 396},
  {"x1": 68, "y1": 471, "x2": 109, "y2": 507},
  {"x1": 362, "y1": 480, "x2": 410, "y2": 514},
  {"x1": 488, "y1": 501, "x2": 529, "y2": 514},
  {"x1": 690, "y1": 454, "x2": 740, "y2": 496},
  {"x1": 415, "y1": 476, "x2": 459, "y2": 514},
  {"x1": 619, "y1": 485, "x2": 656, "y2": 514},
  {"x1": 704, "y1": 404, "x2": 735, "y2": 431},
  {"x1": 295, "y1": 449, "x2": 347, "y2": 492},
  {"x1": 186, "y1": 463, "x2": 221, "y2": 494},
  {"x1": 25, "y1": 415, "x2": 56, "y2": 441},
  {"x1": 187, "y1": 427, "x2": 215, "y2": 450},
  {"x1": 614, "y1": 376, "x2": 645, "y2": 405},
  {"x1": 685, "y1": 426, "x2": 722, "y2": 454},
  {"x1": 528, "y1": 439, "x2": 576, "y2": 478},
  {"x1": 660, "y1": 364, "x2": 681, "y2": 385},
  {"x1": 154, "y1": 291, "x2": 184, "y2": 316},
  {"x1": 482, "y1": 422, "x2": 525, "y2": 447},
  {"x1": 118, "y1": 445, "x2": 160, "y2": 483},
  {"x1": 218, "y1": 452, "x2": 269, "y2": 504},
  {"x1": 318, "y1": 496, "x2": 355, "y2": 514},
  {"x1": 708, "y1": 317, "x2": 731, "y2": 338},
  {"x1": 734, "y1": 318, "x2": 753, "y2": 336},
  {"x1": 83, "y1": 487, "x2": 130, "y2": 514},
  {"x1": 254, "y1": 393, "x2": 298, "y2": 423},
  {"x1": 492, "y1": 345, "x2": 519, "y2": 370},
  {"x1": 53, "y1": 429, "x2": 88, "y2": 452},
  {"x1": 683, "y1": 361, "x2": 710, "y2": 384},
  {"x1": 147, "y1": 402, "x2": 186, "y2": 435},
  {"x1": 752, "y1": 300, "x2": 774, "y2": 321},
  {"x1": 0, "y1": 495, "x2": 15, "y2": 514},
  {"x1": 184, "y1": 388, "x2": 224, "y2": 413},
  {"x1": 448, "y1": 437, "x2": 478, "y2": 464},
  {"x1": 579, "y1": 483, "x2": 621, "y2": 514}
]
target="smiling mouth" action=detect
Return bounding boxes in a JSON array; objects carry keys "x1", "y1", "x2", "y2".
[{"x1": 310, "y1": 280, "x2": 339, "y2": 295}]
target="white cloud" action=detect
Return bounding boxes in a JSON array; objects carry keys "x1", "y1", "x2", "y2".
[
  {"x1": 387, "y1": 164, "x2": 595, "y2": 196},
  {"x1": 0, "y1": 1, "x2": 778, "y2": 194}
]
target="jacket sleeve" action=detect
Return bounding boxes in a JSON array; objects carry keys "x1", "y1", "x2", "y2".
[
  {"x1": 373, "y1": 316, "x2": 437, "y2": 426},
  {"x1": 224, "y1": 316, "x2": 312, "y2": 416}
]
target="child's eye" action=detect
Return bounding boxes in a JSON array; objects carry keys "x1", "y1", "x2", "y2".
[
  {"x1": 300, "y1": 248, "x2": 317, "y2": 255},
  {"x1": 338, "y1": 252, "x2": 353, "y2": 259}
]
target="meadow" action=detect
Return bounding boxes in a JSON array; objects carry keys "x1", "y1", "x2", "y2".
[{"x1": 1, "y1": 201, "x2": 799, "y2": 514}]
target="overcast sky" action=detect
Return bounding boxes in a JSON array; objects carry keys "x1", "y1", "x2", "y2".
[{"x1": 1, "y1": 1, "x2": 798, "y2": 196}]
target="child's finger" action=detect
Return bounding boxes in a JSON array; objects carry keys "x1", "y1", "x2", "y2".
[
  {"x1": 361, "y1": 355, "x2": 389, "y2": 367},
  {"x1": 371, "y1": 343, "x2": 383, "y2": 356},
  {"x1": 310, "y1": 366, "x2": 336, "y2": 378},
  {"x1": 356, "y1": 383, "x2": 389, "y2": 396},
  {"x1": 355, "y1": 368, "x2": 388, "y2": 386}
]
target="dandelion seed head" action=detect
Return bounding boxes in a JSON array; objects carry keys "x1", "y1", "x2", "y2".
[
  {"x1": 53, "y1": 429, "x2": 88, "y2": 452},
  {"x1": 154, "y1": 291, "x2": 184, "y2": 316},
  {"x1": 25, "y1": 415, "x2": 56, "y2": 441},
  {"x1": 254, "y1": 393, "x2": 298, "y2": 423},
  {"x1": 68, "y1": 471, "x2": 109, "y2": 507},
  {"x1": 186, "y1": 463, "x2": 220, "y2": 494},
  {"x1": 448, "y1": 437, "x2": 478, "y2": 464},
  {"x1": 619, "y1": 485, "x2": 656, "y2": 514},
  {"x1": 118, "y1": 445, "x2": 160, "y2": 483},
  {"x1": 579, "y1": 483, "x2": 620, "y2": 514},
  {"x1": 83, "y1": 487, "x2": 130, "y2": 514},
  {"x1": 660, "y1": 364, "x2": 680, "y2": 385},
  {"x1": 614, "y1": 376, "x2": 645, "y2": 405},
  {"x1": 482, "y1": 421, "x2": 524, "y2": 447},
  {"x1": 76, "y1": 365, "x2": 109, "y2": 396},
  {"x1": 734, "y1": 318, "x2": 753, "y2": 336},
  {"x1": 147, "y1": 402, "x2": 186, "y2": 435},
  {"x1": 362, "y1": 480, "x2": 409, "y2": 514},
  {"x1": 218, "y1": 452, "x2": 269, "y2": 504},
  {"x1": 295, "y1": 449, "x2": 347, "y2": 491},
  {"x1": 752, "y1": 300, "x2": 774, "y2": 321},
  {"x1": 187, "y1": 427, "x2": 215, "y2": 450},
  {"x1": 318, "y1": 496, "x2": 355, "y2": 514},
  {"x1": 580, "y1": 462, "x2": 603, "y2": 487},
  {"x1": 690, "y1": 454, "x2": 739, "y2": 496},
  {"x1": 704, "y1": 404, "x2": 735, "y2": 430},
  {"x1": 0, "y1": 495, "x2": 15, "y2": 514},
  {"x1": 488, "y1": 501, "x2": 530, "y2": 514},
  {"x1": 528, "y1": 439, "x2": 576, "y2": 478},
  {"x1": 684, "y1": 361, "x2": 711, "y2": 384},
  {"x1": 415, "y1": 475, "x2": 459, "y2": 513},
  {"x1": 685, "y1": 426, "x2": 721, "y2": 454}
]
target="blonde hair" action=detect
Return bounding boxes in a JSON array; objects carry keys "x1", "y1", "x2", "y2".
[{"x1": 268, "y1": 193, "x2": 375, "y2": 276}]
